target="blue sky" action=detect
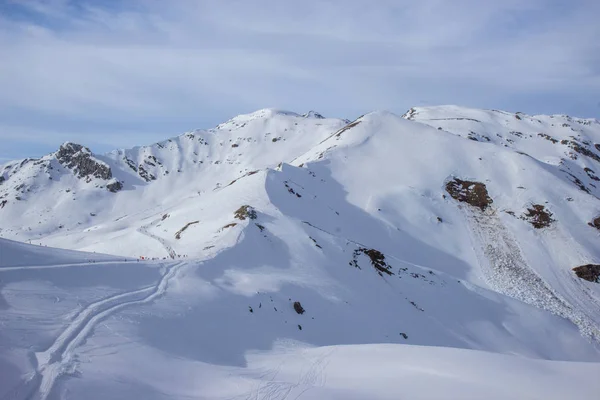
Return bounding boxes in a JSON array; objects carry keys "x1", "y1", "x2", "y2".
[{"x1": 1, "y1": 0, "x2": 599, "y2": 161}]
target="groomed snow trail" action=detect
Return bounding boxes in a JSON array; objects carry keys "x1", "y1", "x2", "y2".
[
  {"x1": 28, "y1": 261, "x2": 186, "y2": 400},
  {"x1": 465, "y1": 207, "x2": 600, "y2": 339}
]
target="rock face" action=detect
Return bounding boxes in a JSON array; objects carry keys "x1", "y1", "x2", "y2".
[
  {"x1": 56, "y1": 142, "x2": 112, "y2": 182},
  {"x1": 106, "y1": 179, "x2": 123, "y2": 193},
  {"x1": 445, "y1": 178, "x2": 493, "y2": 211},
  {"x1": 573, "y1": 265, "x2": 600, "y2": 283}
]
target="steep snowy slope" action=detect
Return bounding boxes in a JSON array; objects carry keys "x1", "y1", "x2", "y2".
[{"x1": 0, "y1": 110, "x2": 346, "y2": 255}]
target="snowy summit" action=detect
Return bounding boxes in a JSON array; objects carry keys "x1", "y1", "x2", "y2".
[{"x1": 2, "y1": 105, "x2": 600, "y2": 399}]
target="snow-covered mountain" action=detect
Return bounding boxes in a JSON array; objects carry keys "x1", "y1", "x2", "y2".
[{"x1": 2, "y1": 105, "x2": 600, "y2": 399}]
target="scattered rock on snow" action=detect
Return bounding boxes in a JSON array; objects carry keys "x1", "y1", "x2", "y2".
[
  {"x1": 521, "y1": 204, "x2": 554, "y2": 229},
  {"x1": 234, "y1": 205, "x2": 257, "y2": 220},
  {"x1": 175, "y1": 221, "x2": 199, "y2": 239},
  {"x1": 293, "y1": 301, "x2": 305, "y2": 315},
  {"x1": 572, "y1": 265, "x2": 600, "y2": 283},
  {"x1": 351, "y1": 248, "x2": 394, "y2": 276}
]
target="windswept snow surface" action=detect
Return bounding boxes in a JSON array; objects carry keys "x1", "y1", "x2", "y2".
[{"x1": 2, "y1": 106, "x2": 600, "y2": 399}]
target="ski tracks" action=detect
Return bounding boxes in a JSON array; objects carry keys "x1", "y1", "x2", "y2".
[
  {"x1": 26, "y1": 261, "x2": 187, "y2": 400},
  {"x1": 137, "y1": 218, "x2": 177, "y2": 259},
  {"x1": 243, "y1": 348, "x2": 334, "y2": 400}
]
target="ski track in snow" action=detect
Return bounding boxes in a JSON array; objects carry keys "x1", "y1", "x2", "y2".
[
  {"x1": 465, "y1": 207, "x2": 600, "y2": 339},
  {"x1": 137, "y1": 218, "x2": 177, "y2": 259},
  {"x1": 0, "y1": 260, "x2": 137, "y2": 272},
  {"x1": 235, "y1": 349, "x2": 333, "y2": 400},
  {"x1": 18, "y1": 261, "x2": 186, "y2": 400}
]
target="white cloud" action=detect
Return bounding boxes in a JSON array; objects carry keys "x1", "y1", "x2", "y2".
[{"x1": 0, "y1": 0, "x2": 598, "y2": 158}]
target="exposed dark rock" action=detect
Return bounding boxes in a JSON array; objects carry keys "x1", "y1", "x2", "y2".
[
  {"x1": 522, "y1": 204, "x2": 554, "y2": 228},
  {"x1": 106, "y1": 179, "x2": 123, "y2": 193},
  {"x1": 56, "y1": 142, "x2": 112, "y2": 181},
  {"x1": 538, "y1": 133, "x2": 558, "y2": 143},
  {"x1": 563, "y1": 171, "x2": 590, "y2": 193},
  {"x1": 175, "y1": 221, "x2": 199, "y2": 239},
  {"x1": 303, "y1": 110, "x2": 325, "y2": 119},
  {"x1": 584, "y1": 168, "x2": 600, "y2": 181},
  {"x1": 561, "y1": 140, "x2": 600, "y2": 163},
  {"x1": 589, "y1": 216, "x2": 600, "y2": 230},
  {"x1": 399, "y1": 332, "x2": 408, "y2": 339},
  {"x1": 334, "y1": 120, "x2": 361, "y2": 138},
  {"x1": 351, "y1": 248, "x2": 394, "y2": 276},
  {"x1": 234, "y1": 205, "x2": 257, "y2": 220},
  {"x1": 445, "y1": 178, "x2": 493, "y2": 210},
  {"x1": 0, "y1": 199, "x2": 7, "y2": 208},
  {"x1": 573, "y1": 264, "x2": 600, "y2": 283},
  {"x1": 293, "y1": 301, "x2": 305, "y2": 315},
  {"x1": 221, "y1": 222, "x2": 237, "y2": 230},
  {"x1": 124, "y1": 157, "x2": 138, "y2": 172},
  {"x1": 138, "y1": 165, "x2": 156, "y2": 182},
  {"x1": 0, "y1": 176, "x2": 4, "y2": 185}
]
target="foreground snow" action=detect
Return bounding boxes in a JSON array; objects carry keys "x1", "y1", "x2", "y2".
[
  {"x1": 54, "y1": 343, "x2": 600, "y2": 400},
  {"x1": 1, "y1": 237, "x2": 599, "y2": 399}
]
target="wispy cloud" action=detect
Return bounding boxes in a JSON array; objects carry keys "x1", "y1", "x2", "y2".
[{"x1": 0, "y1": 0, "x2": 598, "y2": 159}]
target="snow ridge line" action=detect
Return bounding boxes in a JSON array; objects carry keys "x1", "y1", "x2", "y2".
[{"x1": 28, "y1": 261, "x2": 186, "y2": 400}]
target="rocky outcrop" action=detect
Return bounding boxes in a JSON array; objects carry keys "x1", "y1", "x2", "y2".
[
  {"x1": 560, "y1": 139, "x2": 600, "y2": 163},
  {"x1": 351, "y1": 248, "x2": 394, "y2": 276},
  {"x1": 56, "y1": 143, "x2": 112, "y2": 182},
  {"x1": 573, "y1": 265, "x2": 600, "y2": 283},
  {"x1": 175, "y1": 221, "x2": 199, "y2": 239},
  {"x1": 521, "y1": 204, "x2": 554, "y2": 229},
  {"x1": 234, "y1": 205, "x2": 257, "y2": 220},
  {"x1": 445, "y1": 178, "x2": 493, "y2": 211},
  {"x1": 106, "y1": 179, "x2": 123, "y2": 193},
  {"x1": 138, "y1": 165, "x2": 156, "y2": 182}
]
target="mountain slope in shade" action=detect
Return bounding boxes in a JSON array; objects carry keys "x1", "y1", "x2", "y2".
[
  {"x1": 2, "y1": 105, "x2": 600, "y2": 399},
  {"x1": 1, "y1": 221, "x2": 599, "y2": 399}
]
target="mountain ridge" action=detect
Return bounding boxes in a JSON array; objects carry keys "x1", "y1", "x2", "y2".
[{"x1": 3, "y1": 104, "x2": 600, "y2": 398}]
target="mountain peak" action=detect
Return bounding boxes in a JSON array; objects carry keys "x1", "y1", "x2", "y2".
[{"x1": 303, "y1": 110, "x2": 325, "y2": 119}]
